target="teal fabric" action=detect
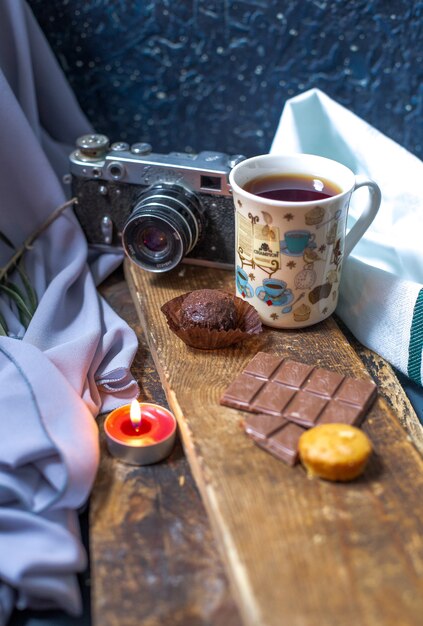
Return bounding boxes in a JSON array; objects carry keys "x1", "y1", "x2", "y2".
[{"x1": 407, "y1": 288, "x2": 423, "y2": 385}]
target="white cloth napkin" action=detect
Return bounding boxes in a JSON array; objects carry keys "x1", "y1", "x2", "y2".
[
  {"x1": 0, "y1": 1, "x2": 138, "y2": 623},
  {"x1": 271, "y1": 88, "x2": 423, "y2": 386}
]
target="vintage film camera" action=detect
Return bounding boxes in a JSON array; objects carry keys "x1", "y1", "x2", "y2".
[{"x1": 69, "y1": 134, "x2": 245, "y2": 272}]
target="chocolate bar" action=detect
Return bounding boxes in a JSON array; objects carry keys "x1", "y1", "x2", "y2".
[
  {"x1": 245, "y1": 415, "x2": 306, "y2": 466},
  {"x1": 221, "y1": 352, "x2": 377, "y2": 465}
]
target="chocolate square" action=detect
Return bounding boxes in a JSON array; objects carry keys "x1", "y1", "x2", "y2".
[
  {"x1": 220, "y1": 372, "x2": 264, "y2": 410},
  {"x1": 243, "y1": 351, "x2": 283, "y2": 380},
  {"x1": 272, "y1": 359, "x2": 314, "y2": 388},
  {"x1": 264, "y1": 422, "x2": 306, "y2": 466},
  {"x1": 252, "y1": 382, "x2": 295, "y2": 416},
  {"x1": 317, "y1": 400, "x2": 363, "y2": 426},
  {"x1": 302, "y1": 367, "x2": 344, "y2": 398},
  {"x1": 335, "y1": 378, "x2": 377, "y2": 407},
  {"x1": 282, "y1": 391, "x2": 328, "y2": 427},
  {"x1": 244, "y1": 414, "x2": 287, "y2": 440}
]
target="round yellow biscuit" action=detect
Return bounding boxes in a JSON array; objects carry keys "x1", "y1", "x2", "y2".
[{"x1": 298, "y1": 423, "x2": 372, "y2": 482}]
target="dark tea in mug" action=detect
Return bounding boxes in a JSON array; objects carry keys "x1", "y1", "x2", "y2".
[{"x1": 243, "y1": 173, "x2": 342, "y2": 202}]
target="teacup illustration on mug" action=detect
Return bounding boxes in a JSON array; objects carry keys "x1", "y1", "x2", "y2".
[
  {"x1": 281, "y1": 230, "x2": 316, "y2": 256},
  {"x1": 236, "y1": 265, "x2": 254, "y2": 298},
  {"x1": 256, "y1": 278, "x2": 293, "y2": 306}
]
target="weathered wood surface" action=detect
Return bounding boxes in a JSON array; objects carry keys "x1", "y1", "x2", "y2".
[
  {"x1": 92, "y1": 269, "x2": 241, "y2": 626},
  {"x1": 344, "y1": 327, "x2": 423, "y2": 456},
  {"x1": 126, "y1": 260, "x2": 423, "y2": 626}
]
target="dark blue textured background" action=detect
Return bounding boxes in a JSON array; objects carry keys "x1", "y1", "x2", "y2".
[{"x1": 28, "y1": 0, "x2": 422, "y2": 159}]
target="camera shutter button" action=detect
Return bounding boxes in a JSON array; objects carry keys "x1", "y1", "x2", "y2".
[
  {"x1": 111, "y1": 142, "x2": 130, "y2": 152},
  {"x1": 131, "y1": 142, "x2": 152, "y2": 155},
  {"x1": 76, "y1": 133, "x2": 109, "y2": 158}
]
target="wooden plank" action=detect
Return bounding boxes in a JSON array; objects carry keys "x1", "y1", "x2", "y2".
[
  {"x1": 92, "y1": 269, "x2": 242, "y2": 626},
  {"x1": 126, "y1": 260, "x2": 423, "y2": 626},
  {"x1": 344, "y1": 327, "x2": 423, "y2": 455}
]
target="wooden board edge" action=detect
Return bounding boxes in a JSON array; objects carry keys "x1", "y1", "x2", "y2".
[
  {"x1": 335, "y1": 318, "x2": 423, "y2": 456},
  {"x1": 125, "y1": 264, "x2": 258, "y2": 625},
  {"x1": 167, "y1": 387, "x2": 261, "y2": 626}
]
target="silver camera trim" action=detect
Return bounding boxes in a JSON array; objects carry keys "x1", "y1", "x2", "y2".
[{"x1": 69, "y1": 148, "x2": 237, "y2": 197}]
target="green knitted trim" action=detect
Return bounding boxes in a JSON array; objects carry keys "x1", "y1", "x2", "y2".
[{"x1": 407, "y1": 288, "x2": 423, "y2": 385}]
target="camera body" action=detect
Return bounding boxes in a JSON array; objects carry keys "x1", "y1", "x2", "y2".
[{"x1": 69, "y1": 134, "x2": 245, "y2": 272}]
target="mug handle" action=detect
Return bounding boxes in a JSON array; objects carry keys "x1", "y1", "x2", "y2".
[{"x1": 344, "y1": 175, "x2": 381, "y2": 257}]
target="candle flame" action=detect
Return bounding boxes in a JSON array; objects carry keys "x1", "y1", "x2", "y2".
[{"x1": 130, "y1": 399, "x2": 142, "y2": 432}]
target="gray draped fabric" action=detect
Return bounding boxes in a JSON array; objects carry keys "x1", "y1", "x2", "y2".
[{"x1": 0, "y1": 1, "x2": 138, "y2": 623}]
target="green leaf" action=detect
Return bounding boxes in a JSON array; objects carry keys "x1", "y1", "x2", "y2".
[
  {"x1": 0, "y1": 231, "x2": 15, "y2": 250},
  {"x1": 0, "y1": 309, "x2": 8, "y2": 336},
  {"x1": 0, "y1": 282, "x2": 33, "y2": 326},
  {"x1": 16, "y1": 259, "x2": 38, "y2": 313}
]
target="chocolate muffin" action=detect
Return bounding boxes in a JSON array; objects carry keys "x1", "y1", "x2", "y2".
[
  {"x1": 161, "y1": 289, "x2": 262, "y2": 349},
  {"x1": 180, "y1": 289, "x2": 237, "y2": 331}
]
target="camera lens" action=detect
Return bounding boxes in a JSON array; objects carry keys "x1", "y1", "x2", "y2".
[
  {"x1": 122, "y1": 184, "x2": 205, "y2": 272},
  {"x1": 141, "y1": 227, "x2": 169, "y2": 254}
]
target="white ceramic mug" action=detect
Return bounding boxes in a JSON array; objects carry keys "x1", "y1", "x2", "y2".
[{"x1": 229, "y1": 153, "x2": 381, "y2": 328}]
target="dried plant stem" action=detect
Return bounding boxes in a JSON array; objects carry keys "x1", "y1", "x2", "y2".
[{"x1": 0, "y1": 197, "x2": 77, "y2": 281}]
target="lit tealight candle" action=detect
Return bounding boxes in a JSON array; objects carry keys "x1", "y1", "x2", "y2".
[{"x1": 104, "y1": 399, "x2": 176, "y2": 465}]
